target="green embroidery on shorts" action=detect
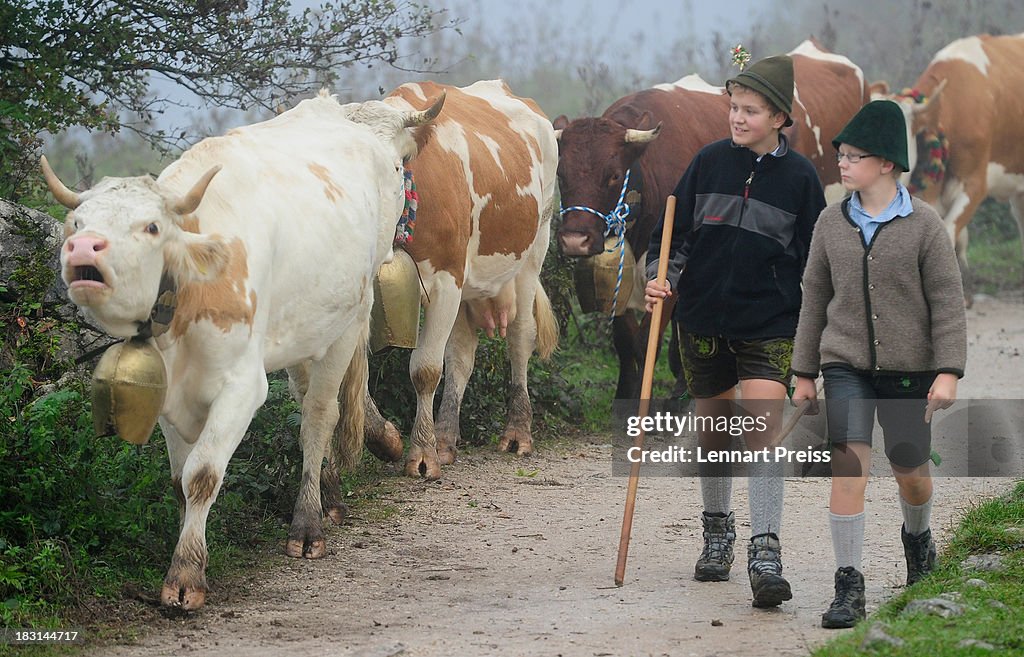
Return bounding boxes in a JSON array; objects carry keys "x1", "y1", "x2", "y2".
[
  {"x1": 693, "y1": 335, "x2": 715, "y2": 357},
  {"x1": 763, "y1": 339, "x2": 794, "y2": 378},
  {"x1": 900, "y1": 376, "x2": 912, "y2": 389}
]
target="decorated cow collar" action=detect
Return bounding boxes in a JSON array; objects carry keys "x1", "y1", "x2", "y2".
[
  {"x1": 135, "y1": 272, "x2": 177, "y2": 340},
  {"x1": 896, "y1": 88, "x2": 950, "y2": 195},
  {"x1": 394, "y1": 167, "x2": 418, "y2": 246}
]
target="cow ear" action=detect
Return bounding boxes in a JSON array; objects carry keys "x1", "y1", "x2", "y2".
[
  {"x1": 633, "y1": 111, "x2": 654, "y2": 131},
  {"x1": 163, "y1": 232, "x2": 231, "y2": 285},
  {"x1": 552, "y1": 115, "x2": 570, "y2": 131},
  {"x1": 868, "y1": 80, "x2": 890, "y2": 98}
]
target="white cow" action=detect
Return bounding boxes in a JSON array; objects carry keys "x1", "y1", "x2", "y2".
[{"x1": 44, "y1": 90, "x2": 443, "y2": 610}]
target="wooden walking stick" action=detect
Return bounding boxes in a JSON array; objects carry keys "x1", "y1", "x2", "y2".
[{"x1": 614, "y1": 195, "x2": 676, "y2": 587}]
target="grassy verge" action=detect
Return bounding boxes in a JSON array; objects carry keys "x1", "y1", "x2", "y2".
[
  {"x1": 812, "y1": 480, "x2": 1024, "y2": 656},
  {"x1": 552, "y1": 309, "x2": 679, "y2": 434},
  {"x1": 966, "y1": 199, "x2": 1022, "y2": 297}
]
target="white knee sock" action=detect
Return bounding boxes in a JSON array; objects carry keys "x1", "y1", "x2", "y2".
[
  {"x1": 830, "y1": 512, "x2": 865, "y2": 570},
  {"x1": 748, "y1": 459, "x2": 784, "y2": 536},
  {"x1": 700, "y1": 473, "x2": 733, "y2": 515},
  {"x1": 900, "y1": 494, "x2": 933, "y2": 535}
]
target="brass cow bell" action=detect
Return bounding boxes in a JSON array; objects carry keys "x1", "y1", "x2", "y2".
[
  {"x1": 574, "y1": 236, "x2": 636, "y2": 317},
  {"x1": 92, "y1": 337, "x2": 167, "y2": 445},
  {"x1": 369, "y1": 248, "x2": 421, "y2": 353}
]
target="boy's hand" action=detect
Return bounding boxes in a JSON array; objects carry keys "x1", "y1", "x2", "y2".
[
  {"x1": 925, "y1": 372, "x2": 958, "y2": 423},
  {"x1": 644, "y1": 280, "x2": 672, "y2": 313},
  {"x1": 791, "y1": 376, "x2": 820, "y2": 415}
]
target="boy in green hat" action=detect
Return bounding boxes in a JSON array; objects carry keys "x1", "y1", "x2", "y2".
[
  {"x1": 790, "y1": 100, "x2": 967, "y2": 628},
  {"x1": 644, "y1": 54, "x2": 825, "y2": 608}
]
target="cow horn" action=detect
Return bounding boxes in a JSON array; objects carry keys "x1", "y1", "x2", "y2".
[
  {"x1": 553, "y1": 129, "x2": 563, "y2": 141},
  {"x1": 624, "y1": 122, "x2": 662, "y2": 144},
  {"x1": 40, "y1": 155, "x2": 81, "y2": 209},
  {"x1": 405, "y1": 91, "x2": 446, "y2": 127},
  {"x1": 171, "y1": 165, "x2": 222, "y2": 215},
  {"x1": 913, "y1": 79, "x2": 947, "y2": 113}
]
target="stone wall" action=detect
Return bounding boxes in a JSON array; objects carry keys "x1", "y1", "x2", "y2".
[{"x1": 0, "y1": 198, "x2": 115, "y2": 378}]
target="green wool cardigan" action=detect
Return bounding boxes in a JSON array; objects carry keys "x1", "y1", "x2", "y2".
[{"x1": 791, "y1": 197, "x2": 967, "y2": 378}]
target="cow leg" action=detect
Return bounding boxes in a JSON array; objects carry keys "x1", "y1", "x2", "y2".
[
  {"x1": 160, "y1": 367, "x2": 268, "y2": 610},
  {"x1": 498, "y1": 281, "x2": 540, "y2": 457},
  {"x1": 162, "y1": 421, "x2": 196, "y2": 531},
  {"x1": 612, "y1": 313, "x2": 642, "y2": 399},
  {"x1": 286, "y1": 331, "x2": 361, "y2": 559},
  {"x1": 945, "y1": 183, "x2": 986, "y2": 308},
  {"x1": 364, "y1": 393, "x2": 404, "y2": 463},
  {"x1": 289, "y1": 361, "x2": 345, "y2": 522},
  {"x1": 289, "y1": 361, "x2": 350, "y2": 522},
  {"x1": 435, "y1": 304, "x2": 479, "y2": 465},
  {"x1": 1010, "y1": 193, "x2": 1024, "y2": 290},
  {"x1": 320, "y1": 329, "x2": 371, "y2": 526},
  {"x1": 956, "y1": 226, "x2": 975, "y2": 308},
  {"x1": 405, "y1": 285, "x2": 462, "y2": 479},
  {"x1": 286, "y1": 360, "x2": 311, "y2": 402}
]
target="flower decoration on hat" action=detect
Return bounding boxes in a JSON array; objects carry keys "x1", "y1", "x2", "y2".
[{"x1": 730, "y1": 44, "x2": 751, "y2": 71}]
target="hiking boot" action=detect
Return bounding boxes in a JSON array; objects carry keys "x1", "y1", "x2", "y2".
[
  {"x1": 821, "y1": 566, "x2": 866, "y2": 629},
  {"x1": 902, "y1": 525, "x2": 937, "y2": 585},
  {"x1": 747, "y1": 533, "x2": 793, "y2": 607},
  {"x1": 694, "y1": 511, "x2": 736, "y2": 581}
]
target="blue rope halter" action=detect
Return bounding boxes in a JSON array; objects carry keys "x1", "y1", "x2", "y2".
[{"x1": 559, "y1": 169, "x2": 632, "y2": 320}]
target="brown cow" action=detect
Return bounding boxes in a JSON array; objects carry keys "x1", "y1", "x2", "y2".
[
  {"x1": 360, "y1": 80, "x2": 559, "y2": 479},
  {"x1": 555, "y1": 40, "x2": 868, "y2": 399},
  {"x1": 873, "y1": 33, "x2": 1024, "y2": 304}
]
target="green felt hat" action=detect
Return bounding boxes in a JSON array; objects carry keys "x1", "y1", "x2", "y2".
[
  {"x1": 727, "y1": 55, "x2": 794, "y2": 127},
  {"x1": 832, "y1": 100, "x2": 909, "y2": 172}
]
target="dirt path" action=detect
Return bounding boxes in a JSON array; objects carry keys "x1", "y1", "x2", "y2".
[{"x1": 94, "y1": 295, "x2": 1023, "y2": 657}]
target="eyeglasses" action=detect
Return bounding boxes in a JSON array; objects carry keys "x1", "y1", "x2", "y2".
[{"x1": 835, "y1": 152, "x2": 877, "y2": 163}]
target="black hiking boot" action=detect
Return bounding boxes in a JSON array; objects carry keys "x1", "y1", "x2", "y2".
[
  {"x1": 821, "y1": 566, "x2": 866, "y2": 628},
  {"x1": 902, "y1": 525, "x2": 937, "y2": 586},
  {"x1": 694, "y1": 511, "x2": 736, "y2": 581},
  {"x1": 747, "y1": 533, "x2": 793, "y2": 608}
]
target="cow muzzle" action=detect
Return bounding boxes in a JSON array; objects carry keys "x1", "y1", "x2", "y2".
[
  {"x1": 558, "y1": 229, "x2": 602, "y2": 257},
  {"x1": 63, "y1": 233, "x2": 114, "y2": 305}
]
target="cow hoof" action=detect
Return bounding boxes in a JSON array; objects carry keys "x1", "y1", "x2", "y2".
[
  {"x1": 161, "y1": 581, "x2": 207, "y2": 610},
  {"x1": 404, "y1": 453, "x2": 441, "y2": 480},
  {"x1": 285, "y1": 537, "x2": 327, "y2": 559},
  {"x1": 437, "y1": 444, "x2": 457, "y2": 466},
  {"x1": 366, "y1": 421, "x2": 404, "y2": 463},
  {"x1": 499, "y1": 432, "x2": 533, "y2": 457},
  {"x1": 324, "y1": 503, "x2": 349, "y2": 525}
]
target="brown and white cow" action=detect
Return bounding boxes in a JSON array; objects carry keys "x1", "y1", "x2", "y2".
[
  {"x1": 874, "y1": 33, "x2": 1024, "y2": 303},
  {"x1": 44, "y1": 90, "x2": 442, "y2": 609},
  {"x1": 354, "y1": 80, "x2": 559, "y2": 479},
  {"x1": 554, "y1": 40, "x2": 867, "y2": 399}
]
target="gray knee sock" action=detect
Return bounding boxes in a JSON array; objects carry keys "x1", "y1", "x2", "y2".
[
  {"x1": 830, "y1": 512, "x2": 865, "y2": 570},
  {"x1": 900, "y1": 494, "x2": 933, "y2": 535},
  {"x1": 748, "y1": 459, "x2": 784, "y2": 536},
  {"x1": 700, "y1": 471, "x2": 733, "y2": 515}
]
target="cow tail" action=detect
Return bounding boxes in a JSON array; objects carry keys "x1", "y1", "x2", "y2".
[
  {"x1": 334, "y1": 323, "x2": 368, "y2": 471},
  {"x1": 533, "y1": 281, "x2": 558, "y2": 360}
]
